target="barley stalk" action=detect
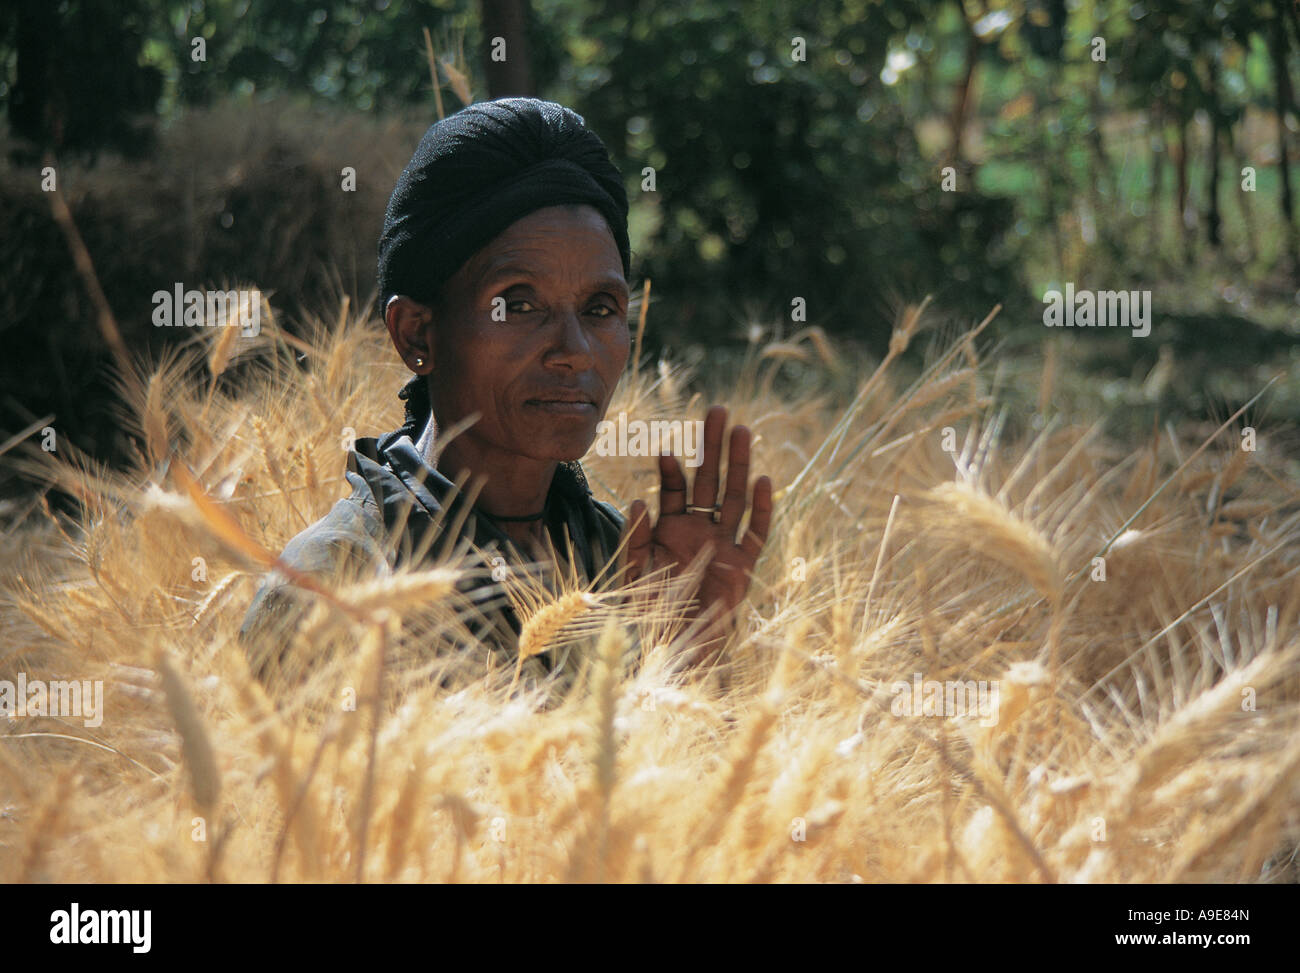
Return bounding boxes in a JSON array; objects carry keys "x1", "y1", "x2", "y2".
[{"x1": 157, "y1": 651, "x2": 221, "y2": 814}]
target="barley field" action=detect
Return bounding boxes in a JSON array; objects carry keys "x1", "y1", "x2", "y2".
[{"x1": 2, "y1": 297, "x2": 1298, "y2": 884}]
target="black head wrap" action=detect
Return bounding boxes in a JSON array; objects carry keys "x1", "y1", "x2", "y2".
[{"x1": 378, "y1": 97, "x2": 631, "y2": 441}]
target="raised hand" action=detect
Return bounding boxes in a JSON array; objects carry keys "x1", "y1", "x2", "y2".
[{"x1": 621, "y1": 405, "x2": 774, "y2": 665}]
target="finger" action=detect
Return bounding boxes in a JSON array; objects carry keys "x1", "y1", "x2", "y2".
[
  {"x1": 623, "y1": 499, "x2": 653, "y2": 583},
  {"x1": 718, "y1": 423, "x2": 751, "y2": 538},
  {"x1": 740, "y1": 475, "x2": 773, "y2": 562},
  {"x1": 658, "y1": 452, "x2": 688, "y2": 516},
  {"x1": 691, "y1": 405, "x2": 726, "y2": 512}
]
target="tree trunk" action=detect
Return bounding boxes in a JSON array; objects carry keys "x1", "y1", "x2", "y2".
[
  {"x1": 1229, "y1": 119, "x2": 1259, "y2": 263},
  {"x1": 1086, "y1": 81, "x2": 1117, "y2": 253},
  {"x1": 479, "y1": 0, "x2": 535, "y2": 98},
  {"x1": 1271, "y1": 0, "x2": 1299, "y2": 278},
  {"x1": 1173, "y1": 112, "x2": 1195, "y2": 266},
  {"x1": 946, "y1": 0, "x2": 982, "y2": 170},
  {"x1": 1148, "y1": 101, "x2": 1165, "y2": 259},
  {"x1": 8, "y1": 0, "x2": 62, "y2": 154},
  {"x1": 1205, "y1": 57, "x2": 1223, "y2": 249}
]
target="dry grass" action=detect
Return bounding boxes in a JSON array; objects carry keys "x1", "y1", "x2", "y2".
[{"x1": 1, "y1": 296, "x2": 1298, "y2": 884}]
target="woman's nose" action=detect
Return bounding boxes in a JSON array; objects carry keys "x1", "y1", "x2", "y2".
[{"x1": 546, "y1": 308, "x2": 595, "y2": 367}]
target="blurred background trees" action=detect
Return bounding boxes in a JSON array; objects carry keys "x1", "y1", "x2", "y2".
[{"x1": 1, "y1": 0, "x2": 1297, "y2": 468}]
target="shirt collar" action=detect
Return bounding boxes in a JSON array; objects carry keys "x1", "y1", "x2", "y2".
[{"x1": 359, "y1": 431, "x2": 596, "y2": 561}]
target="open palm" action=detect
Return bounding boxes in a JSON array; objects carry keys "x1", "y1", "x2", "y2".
[{"x1": 621, "y1": 405, "x2": 774, "y2": 664}]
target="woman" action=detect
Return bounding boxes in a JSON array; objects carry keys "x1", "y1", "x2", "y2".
[{"x1": 240, "y1": 97, "x2": 773, "y2": 683}]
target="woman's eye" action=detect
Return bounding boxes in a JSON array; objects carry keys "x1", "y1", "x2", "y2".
[{"x1": 496, "y1": 297, "x2": 617, "y2": 319}]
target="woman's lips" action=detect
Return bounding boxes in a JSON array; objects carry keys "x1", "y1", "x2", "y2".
[{"x1": 525, "y1": 399, "x2": 597, "y2": 416}]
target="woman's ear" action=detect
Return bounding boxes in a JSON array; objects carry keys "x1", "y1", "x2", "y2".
[{"x1": 384, "y1": 296, "x2": 435, "y2": 373}]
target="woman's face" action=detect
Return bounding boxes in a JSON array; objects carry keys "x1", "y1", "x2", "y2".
[{"x1": 427, "y1": 204, "x2": 630, "y2": 463}]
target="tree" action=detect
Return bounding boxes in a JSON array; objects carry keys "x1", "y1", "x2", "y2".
[
  {"x1": 479, "y1": 0, "x2": 535, "y2": 96},
  {"x1": 3, "y1": 0, "x2": 162, "y2": 162}
]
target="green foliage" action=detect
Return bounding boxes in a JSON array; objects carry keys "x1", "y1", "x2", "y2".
[
  {"x1": 156, "y1": 0, "x2": 476, "y2": 112},
  {"x1": 1, "y1": 0, "x2": 1296, "y2": 379},
  {"x1": 547, "y1": 0, "x2": 1026, "y2": 346}
]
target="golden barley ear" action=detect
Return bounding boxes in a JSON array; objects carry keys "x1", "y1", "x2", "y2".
[{"x1": 157, "y1": 650, "x2": 221, "y2": 815}]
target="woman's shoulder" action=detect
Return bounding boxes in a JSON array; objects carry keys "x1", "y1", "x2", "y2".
[{"x1": 237, "y1": 480, "x2": 390, "y2": 673}]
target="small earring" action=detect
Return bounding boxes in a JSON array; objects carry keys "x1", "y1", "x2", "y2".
[{"x1": 414, "y1": 357, "x2": 425, "y2": 368}]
